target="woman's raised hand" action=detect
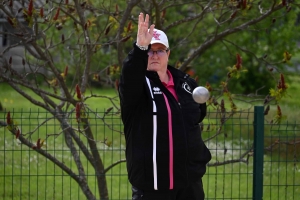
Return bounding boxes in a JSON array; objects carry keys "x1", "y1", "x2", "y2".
[{"x1": 136, "y1": 13, "x2": 155, "y2": 46}]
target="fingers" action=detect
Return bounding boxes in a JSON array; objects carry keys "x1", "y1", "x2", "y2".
[
  {"x1": 149, "y1": 24, "x2": 155, "y2": 35},
  {"x1": 138, "y1": 13, "x2": 144, "y2": 25},
  {"x1": 139, "y1": 13, "x2": 148, "y2": 24},
  {"x1": 138, "y1": 13, "x2": 147, "y2": 35},
  {"x1": 144, "y1": 13, "x2": 149, "y2": 24},
  {"x1": 138, "y1": 13, "x2": 150, "y2": 28}
]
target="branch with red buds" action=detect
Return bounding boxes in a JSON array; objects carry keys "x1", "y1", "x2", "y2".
[
  {"x1": 269, "y1": 73, "x2": 289, "y2": 101},
  {"x1": 75, "y1": 84, "x2": 82, "y2": 99}
]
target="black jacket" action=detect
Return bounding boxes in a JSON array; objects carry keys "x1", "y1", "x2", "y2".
[{"x1": 119, "y1": 43, "x2": 211, "y2": 191}]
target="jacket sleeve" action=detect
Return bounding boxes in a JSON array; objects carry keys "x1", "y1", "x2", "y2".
[
  {"x1": 118, "y1": 43, "x2": 150, "y2": 108},
  {"x1": 199, "y1": 101, "x2": 207, "y2": 123},
  {"x1": 189, "y1": 78, "x2": 207, "y2": 123}
]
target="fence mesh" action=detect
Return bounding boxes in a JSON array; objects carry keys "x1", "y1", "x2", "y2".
[
  {"x1": 263, "y1": 122, "x2": 300, "y2": 200},
  {"x1": 0, "y1": 108, "x2": 299, "y2": 199},
  {"x1": 204, "y1": 109, "x2": 254, "y2": 199}
]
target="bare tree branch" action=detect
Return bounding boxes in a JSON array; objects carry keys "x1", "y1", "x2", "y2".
[
  {"x1": 104, "y1": 159, "x2": 126, "y2": 173},
  {"x1": 179, "y1": 3, "x2": 285, "y2": 71}
]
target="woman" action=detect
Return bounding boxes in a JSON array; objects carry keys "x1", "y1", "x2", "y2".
[{"x1": 118, "y1": 13, "x2": 211, "y2": 200}]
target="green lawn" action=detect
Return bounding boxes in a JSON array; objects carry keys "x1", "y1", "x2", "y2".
[{"x1": 0, "y1": 75, "x2": 299, "y2": 199}]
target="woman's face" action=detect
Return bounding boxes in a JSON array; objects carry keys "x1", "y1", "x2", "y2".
[{"x1": 147, "y1": 43, "x2": 170, "y2": 73}]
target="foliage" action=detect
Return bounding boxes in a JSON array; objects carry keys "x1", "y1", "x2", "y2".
[{"x1": 0, "y1": 0, "x2": 299, "y2": 199}]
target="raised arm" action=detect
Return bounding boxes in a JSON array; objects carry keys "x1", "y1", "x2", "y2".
[{"x1": 119, "y1": 13, "x2": 155, "y2": 107}]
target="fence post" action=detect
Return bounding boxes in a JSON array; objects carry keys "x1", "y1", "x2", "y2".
[{"x1": 253, "y1": 106, "x2": 264, "y2": 200}]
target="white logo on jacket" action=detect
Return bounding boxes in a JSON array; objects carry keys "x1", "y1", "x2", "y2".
[
  {"x1": 182, "y1": 82, "x2": 192, "y2": 94},
  {"x1": 153, "y1": 87, "x2": 162, "y2": 94}
]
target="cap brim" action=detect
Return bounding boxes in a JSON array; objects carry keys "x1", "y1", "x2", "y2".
[{"x1": 150, "y1": 41, "x2": 169, "y2": 49}]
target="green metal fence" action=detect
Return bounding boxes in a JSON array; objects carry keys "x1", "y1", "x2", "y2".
[
  {"x1": 0, "y1": 106, "x2": 299, "y2": 199},
  {"x1": 263, "y1": 114, "x2": 300, "y2": 200}
]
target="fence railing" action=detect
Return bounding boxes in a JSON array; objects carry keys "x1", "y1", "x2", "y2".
[{"x1": 0, "y1": 106, "x2": 299, "y2": 200}]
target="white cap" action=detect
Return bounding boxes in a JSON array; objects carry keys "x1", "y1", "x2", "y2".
[{"x1": 150, "y1": 29, "x2": 169, "y2": 49}]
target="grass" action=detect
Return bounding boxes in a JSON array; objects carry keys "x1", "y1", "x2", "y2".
[
  {"x1": 0, "y1": 75, "x2": 300, "y2": 199},
  {"x1": 0, "y1": 82, "x2": 119, "y2": 111}
]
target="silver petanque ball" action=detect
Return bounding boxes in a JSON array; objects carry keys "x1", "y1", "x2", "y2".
[{"x1": 192, "y1": 86, "x2": 210, "y2": 104}]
